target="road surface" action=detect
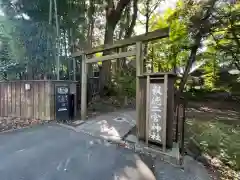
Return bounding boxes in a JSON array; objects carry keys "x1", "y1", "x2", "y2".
[{"x1": 0, "y1": 124, "x2": 155, "y2": 180}]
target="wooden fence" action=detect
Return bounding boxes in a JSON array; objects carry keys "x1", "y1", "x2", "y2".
[{"x1": 0, "y1": 80, "x2": 77, "y2": 120}]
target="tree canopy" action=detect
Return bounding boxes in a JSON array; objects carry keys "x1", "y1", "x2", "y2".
[{"x1": 0, "y1": 0, "x2": 239, "y2": 91}]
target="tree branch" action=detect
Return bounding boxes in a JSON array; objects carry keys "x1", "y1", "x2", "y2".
[
  {"x1": 234, "y1": 62, "x2": 240, "y2": 71},
  {"x1": 178, "y1": 33, "x2": 202, "y2": 94},
  {"x1": 149, "y1": 0, "x2": 162, "y2": 16},
  {"x1": 114, "y1": 0, "x2": 131, "y2": 25},
  {"x1": 118, "y1": 9, "x2": 128, "y2": 40},
  {"x1": 125, "y1": 0, "x2": 138, "y2": 38},
  {"x1": 105, "y1": 0, "x2": 115, "y2": 21}
]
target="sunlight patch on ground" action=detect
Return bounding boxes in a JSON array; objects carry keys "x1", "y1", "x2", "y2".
[
  {"x1": 96, "y1": 120, "x2": 122, "y2": 141},
  {"x1": 186, "y1": 102, "x2": 240, "y2": 124}
]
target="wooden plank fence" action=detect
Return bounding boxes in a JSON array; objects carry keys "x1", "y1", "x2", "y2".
[{"x1": 0, "y1": 80, "x2": 77, "y2": 120}]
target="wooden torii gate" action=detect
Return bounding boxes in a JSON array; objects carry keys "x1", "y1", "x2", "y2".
[
  {"x1": 72, "y1": 27, "x2": 169, "y2": 119},
  {"x1": 72, "y1": 28, "x2": 185, "y2": 164}
]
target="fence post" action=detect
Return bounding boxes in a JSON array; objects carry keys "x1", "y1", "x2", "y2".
[
  {"x1": 81, "y1": 54, "x2": 87, "y2": 120},
  {"x1": 136, "y1": 42, "x2": 143, "y2": 139},
  {"x1": 162, "y1": 74, "x2": 168, "y2": 152},
  {"x1": 179, "y1": 97, "x2": 186, "y2": 156}
]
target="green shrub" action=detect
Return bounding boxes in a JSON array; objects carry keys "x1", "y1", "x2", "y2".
[
  {"x1": 111, "y1": 68, "x2": 136, "y2": 98},
  {"x1": 186, "y1": 119, "x2": 240, "y2": 170}
]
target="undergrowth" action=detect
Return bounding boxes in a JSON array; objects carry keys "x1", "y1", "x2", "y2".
[{"x1": 185, "y1": 119, "x2": 240, "y2": 179}]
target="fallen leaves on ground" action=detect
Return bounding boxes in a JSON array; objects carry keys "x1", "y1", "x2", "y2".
[{"x1": 0, "y1": 117, "x2": 44, "y2": 132}]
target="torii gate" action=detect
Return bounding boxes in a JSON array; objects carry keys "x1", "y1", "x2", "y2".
[
  {"x1": 72, "y1": 28, "x2": 169, "y2": 120},
  {"x1": 72, "y1": 28, "x2": 185, "y2": 164}
]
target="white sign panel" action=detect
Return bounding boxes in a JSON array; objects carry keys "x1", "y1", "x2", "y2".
[{"x1": 148, "y1": 83, "x2": 165, "y2": 143}]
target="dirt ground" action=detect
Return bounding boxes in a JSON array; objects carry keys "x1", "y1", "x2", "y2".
[
  {"x1": 185, "y1": 100, "x2": 240, "y2": 180},
  {"x1": 0, "y1": 117, "x2": 45, "y2": 132},
  {"x1": 186, "y1": 100, "x2": 240, "y2": 125}
]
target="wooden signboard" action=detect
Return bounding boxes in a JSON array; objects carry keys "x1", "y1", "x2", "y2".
[
  {"x1": 138, "y1": 73, "x2": 175, "y2": 150},
  {"x1": 148, "y1": 83, "x2": 165, "y2": 144}
]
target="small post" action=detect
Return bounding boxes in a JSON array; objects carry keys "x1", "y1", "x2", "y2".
[
  {"x1": 136, "y1": 42, "x2": 143, "y2": 140},
  {"x1": 81, "y1": 54, "x2": 87, "y2": 120},
  {"x1": 162, "y1": 74, "x2": 168, "y2": 152},
  {"x1": 145, "y1": 75, "x2": 150, "y2": 146}
]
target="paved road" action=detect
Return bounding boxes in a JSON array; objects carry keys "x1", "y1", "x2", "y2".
[{"x1": 0, "y1": 124, "x2": 155, "y2": 180}]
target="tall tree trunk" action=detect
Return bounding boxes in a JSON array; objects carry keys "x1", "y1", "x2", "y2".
[
  {"x1": 117, "y1": 5, "x2": 131, "y2": 71},
  {"x1": 118, "y1": 0, "x2": 138, "y2": 71},
  {"x1": 99, "y1": 0, "x2": 131, "y2": 96},
  {"x1": 100, "y1": 23, "x2": 115, "y2": 95},
  {"x1": 176, "y1": 0, "x2": 216, "y2": 99},
  {"x1": 47, "y1": 0, "x2": 53, "y2": 80},
  {"x1": 172, "y1": 52, "x2": 177, "y2": 73},
  {"x1": 113, "y1": 8, "x2": 128, "y2": 75},
  {"x1": 143, "y1": 0, "x2": 150, "y2": 73},
  {"x1": 145, "y1": 0, "x2": 150, "y2": 33},
  {"x1": 69, "y1": 28, "x2": 73, "y2": 80},
  {"x1": 118, "y1": 9, "x2": 128, "y2": 40},
  {"x1": 87, "y1": 0, "x2": 95, "y2": 77},
  {"x1": 151, "y1": 45, "x2": 154, "y2": 72},
  {"x1": 125, "y1": 0, "x2": 138, "y2": 38},
  {"x1": 177, "y1": 34, "x2": 202, "y2": 98},
  {"x1": 53, "y1": 0, "x2": 60, "y2": 80},
  {"x1": 63, "y1": 29, "x2": 69, "y2": 79}
]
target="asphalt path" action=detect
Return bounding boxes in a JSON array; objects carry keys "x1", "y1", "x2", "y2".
[{"x1": 0, "y1": 124, "x2": 155, "y2": 180}]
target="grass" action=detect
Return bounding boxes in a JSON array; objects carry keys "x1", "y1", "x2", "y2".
[{"x1": 185, "y1": 118, "x2": 240, "y2": 179}]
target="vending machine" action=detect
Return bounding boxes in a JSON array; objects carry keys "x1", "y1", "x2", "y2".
[{"x1": 55, "y1": 86, "x2": 70, "y2": 121}]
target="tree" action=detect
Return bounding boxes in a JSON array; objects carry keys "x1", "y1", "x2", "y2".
[
  {"x1": 0, "y1": 0, "x2": 89, "y2": 79},
  {"x1": 99, "y1": 0, "x2": 132, "y2": 96},
  {"x1": 150, "y1": 0, "x2": 219, "y2": 97},
  {"x1": 149, "y1": 0, "x2": 239, "y2": 94},
  {"x1": 210, "y1": 1, "x2": 240, "y2": 71}
]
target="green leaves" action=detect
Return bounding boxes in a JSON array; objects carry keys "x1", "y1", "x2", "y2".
[
  {"x1": 148, "y1": 0, "x2": 240, "y2": 92},
  {"x1": 0, "y1": 17, "x2": 24, "y2": 65},
  {"x1": 0, "y1": 14, "x2": 58, "y2": 79},
  {"x1": 186, "y1": 119, "x2": 240, "y2": 171}
]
